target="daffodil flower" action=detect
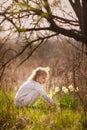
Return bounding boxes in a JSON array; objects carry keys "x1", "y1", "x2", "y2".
[
  {"x1": 75, "y1": 87, "x2": 79, "y2": 92},
  {"x1": 49, "y1": 93, "x2": 53, "y2": 98},
  {"x1": 49, "y1": 91, "x2": 54, "y2": 98},
  {"x1": 49, "y1": 88, "x2": 59, "y2": 98},
  {"x1": 54, "y1": 87, "x2": 60, "y2": 93},
  {"x1": 45, "y1": 67, "x2": 50, "y2": 72},
  {"x1": 62, "y1": 86, "x2": 68, "y2": 94},
  {"x1": 68, "y1": 85, "x2": 74, "y2": 92}
]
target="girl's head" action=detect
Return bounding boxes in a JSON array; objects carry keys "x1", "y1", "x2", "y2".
[{"x1": 28, "y1": 67, "x2": 50, "y2": 84}]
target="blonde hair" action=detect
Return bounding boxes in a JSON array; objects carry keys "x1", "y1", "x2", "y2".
[{"x1": 28, "y1": 67, "x2": 49, "y2": 81}]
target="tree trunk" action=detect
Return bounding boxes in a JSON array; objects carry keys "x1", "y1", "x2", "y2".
[{"x1": 82, "y1": 0, "x2": 87, "y2": 48}]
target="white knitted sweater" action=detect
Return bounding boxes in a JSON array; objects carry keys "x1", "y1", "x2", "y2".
[{"x1": 15, "y1": 80, "x2": 55, "y2": 105}]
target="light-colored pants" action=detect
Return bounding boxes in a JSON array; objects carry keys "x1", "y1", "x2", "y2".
[{"x1": 15, "y1": 90, "x2": 39, "y2": 108}]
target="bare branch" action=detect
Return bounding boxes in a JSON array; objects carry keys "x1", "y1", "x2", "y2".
[{"x1": 0, "y1": 33, "x2": 58, "y2": 72}]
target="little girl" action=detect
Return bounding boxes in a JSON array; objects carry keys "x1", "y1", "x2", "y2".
[{"x1": 15, "y1": 67, "x2": 56, "y2": 108}]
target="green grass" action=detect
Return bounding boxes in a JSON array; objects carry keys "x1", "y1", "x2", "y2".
[
  {"x1": 55, "y1": 93, "x2": 80, "y2": 110},
  {"x1": 0, "y1": 90, "x2": 86, "y2": 130}
]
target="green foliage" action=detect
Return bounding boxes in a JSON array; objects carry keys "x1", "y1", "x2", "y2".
[
  {"x1": 57, "y1": 94, "x2": 80, "y2": 110},
  {"x1": 50, "y1": 85, "x2": 80, "y2": 110},
  {"x1": 41, "y1": 12, "x2": 48, "y2": 18},
  {"x1": 0, "y1": 90, "x2": 85, "y2": 130},
  {"x1": 17, "y1": 27, "x2": 27, "y2": 32},
  {"x1": 0, "y1": 90, "x2": 16, "y2": 129},
  {"x1": 16, "y1": 2, "x2": 32, "y2": 9}
]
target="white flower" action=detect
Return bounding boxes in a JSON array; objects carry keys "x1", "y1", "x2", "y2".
[
  {"x1": 62, "y1": 86, "x2": 68, "y2": 94},
  {"x1": 68, "y1": 85, "x2": 74, "y2": 92}
]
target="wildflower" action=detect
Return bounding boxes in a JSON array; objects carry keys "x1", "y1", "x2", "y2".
[
  {"x1": 49, "y1": 93, "x2": 53, "y2": 98},
  {"x1": 62, "y1": 86, "x2": 68, "y2": 94},
  {"x1": 49, "y1": 90, "x2": 56, "y2": 98},
  {"x1": 45, "y1": 67, "x2": 50, "y2": 72},
  {"x1": 75, "y1": 87, "x2": 79, "y2": 92},
  {"x1": 32, "y1": 70, "x2": 35, "y2": 74},
  {"x1": 68, "y1": 84, "x2": 74, "y2": 92},
  {"x1": 54, "y1": 87, "x2": 60, "y2": 93},
  {"x1": 53, "y1": 91, "x2": 56, "y2": 95},
  {"x1": 49, "y1": 91, "x2": 54, "y2": 98}
]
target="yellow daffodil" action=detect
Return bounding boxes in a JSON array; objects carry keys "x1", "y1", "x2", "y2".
[
  {"x1": 54, "y1": 87, "x2": 60, "y2": 93},
  {"x1": 45, "y1": 67, "x2": 50, "y2": 72},
  {"x1": 49, "y1": 91, "x2": 54, "y2": 98},
  {"x1": 32, "y1": 69, "x2": 35, "y2": 74},
  {"x1": 49, "y1": 90, "x2": 56, "y2": 98},
  {"x1": 53, "y1": 91, "x2": 56, "y2": 95},
  {"x1": 62, "y1": 86, "x2": 68, "y2": 94},
  {"x1": 68, "y1": 85, "x2": 74, "y2": 92},
  {"x1": 49, "y1": 93, "x2": 53, "y2": 98},
  {"x1": 75, "y1": 87, "x2": 79, "y2": 92}
]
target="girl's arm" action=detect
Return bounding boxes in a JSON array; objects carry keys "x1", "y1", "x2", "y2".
[{"x1": 35, "y1": 84, "x2": 56, "y2": 105}]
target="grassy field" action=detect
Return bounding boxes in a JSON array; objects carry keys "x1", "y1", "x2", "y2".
[{"x1": 0, "y1": 90, "x2": 87, "y2": 130}]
